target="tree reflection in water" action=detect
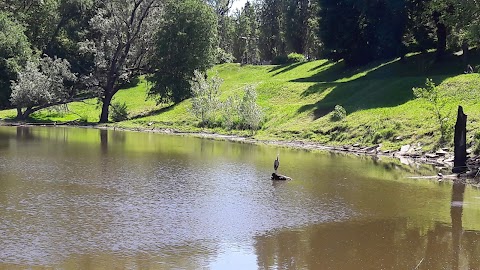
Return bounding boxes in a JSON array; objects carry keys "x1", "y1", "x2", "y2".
[{"x1": 254, "y1": 182, "x2": 480, "y2": 270}]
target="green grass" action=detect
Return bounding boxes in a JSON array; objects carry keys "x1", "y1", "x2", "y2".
[{"x1": 2, "y1": 51, "x2": 480, "y2": 151}]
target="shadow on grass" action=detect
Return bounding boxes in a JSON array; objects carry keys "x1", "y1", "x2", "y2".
[
  {"x1": 129, "y1": 103, "x2": 176, "y2": 120},
  {"x1": 308, "y1": 60, "x2": 335, "y2": 72},
  {"x1": 269, "y1": 62, "x2": 308, "y2": 76},
  {"x1": 295, "y1": 51, "x2": 474, "y2": 120}
]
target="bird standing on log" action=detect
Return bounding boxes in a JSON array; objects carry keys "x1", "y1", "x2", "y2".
[{"x1": 274, "y1": 154, "x2": 279, "y2": 173}]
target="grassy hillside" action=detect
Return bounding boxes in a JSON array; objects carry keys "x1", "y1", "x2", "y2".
[{"x1": 2, "y1": 51, "x2": 480, "y2": 151}]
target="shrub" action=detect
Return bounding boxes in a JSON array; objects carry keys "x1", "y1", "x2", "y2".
[
  {"x1": 272, "y1": 53, "x2": 307, "y2": 65},
  {"x1": 216, "y1": 47, "x2": 235, "y2": 64},
  {"x1": 110, "y1": 102, "x2": 129, "y2": 122},
  {"x1": 287, "y1": 53, "x2": 306, "y2": 63},
  {"x1": 474, "y1": 132, "x2": 480, "y2": 155},
  {"x1": 413, "y1": 78, "x2": 453, "y2": 146},
  {"x1": 330, "y1": 105, "x2": 347, "y2": 121},
  {"x1": 78, "y1": 114, "x2": 89, "y2": 123},
  {"x1": 239, "y1": 85, "x2": 264, "y2": 132},
  {"x1": 190, "y1": 70, "x2": 222, "y2": 126},
  {"x1": 220, "y1": 96, "x2": 240, "y2": 129}
]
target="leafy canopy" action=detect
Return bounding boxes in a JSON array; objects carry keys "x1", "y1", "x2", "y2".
[{"x1": 149, "y1": 0, "x2": 218, "y2": 103}]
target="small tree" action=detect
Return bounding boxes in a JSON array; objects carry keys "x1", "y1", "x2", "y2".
[
  {"x1": 190, "y1": 70, "x2": 222, "y2": 126},
  {"x1": 239, "y1": 85, "x2": 263, "y2": 132},
  {"x1": 10, "y1": 56, "x2": 76, "y2": 120},
  {"x1": 413, "y1": 78, "x2": 452, "y2": 145}
]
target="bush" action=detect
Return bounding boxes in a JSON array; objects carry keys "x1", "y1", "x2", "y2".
[
  {"x1": 272, "y1": 53, "x2": 307, "y2": 65},
  {"x1": 190, "y1": 70, "x2": 222, "y2": 126},
  {"x1": 287, "y1": 53, "x2": 306, "y2": 63},
  {"x1": 413, "y1": 78, "x2": 453, "y2": 146},
  {"x1": 216, "y1": 47, "x2": 235, "y2": 64},
  {"x1": 110, "y1": 102, "x2": 129, "y2": 122},
  {"x1": 78, "y1": 114, "x2": 89, "y2": 123},
  {"x1": 330, "y1": 105, "x2": 347, "y2": 121},
  {"x1": 239, "y1": 85, "x2": 264, "y2": 132},
  {"x1": 220, "y1": 96, "x2": 240, "y2": 129},
  {"x1": 474, "y1": 132, "x2": 480, "y2": 154}
]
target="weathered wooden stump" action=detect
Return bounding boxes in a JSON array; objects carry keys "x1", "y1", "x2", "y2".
[
  {"x1": 271, "y1": 173, "x2": 291, "y2": 181},
  {"x1": 453, "y1": 106, "x2": 467, "y2": 173}
]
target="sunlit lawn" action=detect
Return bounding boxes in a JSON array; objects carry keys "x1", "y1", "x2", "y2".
[{"x1": 2, "y1": 52, "x2": 480, "y2": 151}]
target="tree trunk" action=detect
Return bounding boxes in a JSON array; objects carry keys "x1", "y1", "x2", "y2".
[
  {"x1": 15, "y1": 107, "x2": 33, "y2": 121},
  {"x1": 434, "y1": 12, "x2": 447, "y2": 61},
  {"x1": 99, "y1": 93, "x2": 114, "y2": 123},
  {"x1": 462, "y1": 41, "x2": 469, "y2": 65},
  {"x1": 453, "y1": 106, "x2": 467, "y2": 173},
  {"x1": 16, "y1": 107, "x2": 22, "y2": 120}
]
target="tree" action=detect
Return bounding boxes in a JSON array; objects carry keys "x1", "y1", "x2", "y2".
[
  {"x1": 149, "y1": 0, "x2": 218, "y2": 103},
  {"x1": 402, "y1": 0, "x2": 436, "y2": 54},
  {"x1": 304, "y1": 0, "x2": 321, "y2": 59},
  {"x1": 44, "y1": 0, "x2": 97, "y2": 75},
  {"x1": 0, "y1": 12, "x2": 32, "y2": 109},
  {"x1": 318, "y1": 0, "x2": 406, "y2": 66},
  {"x1": 234, "y1": 1, "x2": 261, "y2": 64},
  {"x1": 285, "y1": 0, "x2": 308, "y2": 54},
  {"x1": 437, "y1": 0, "x2": 480, "y2": 63},
  {"x1": 259, "y1": 0, "x2": 287, "y2": 61},
  {"x1": 206, "y1": 0, "x2": 237, "y2": 63},
  {"x1": 1, "y1": 0, "x2": 97, "y2": 88},
  {"x1": 10, "y1": 56, "x2": 77, "y2": 120},
  {"x1": 79, "y1": 0, "x2": 161, "y2": 123}
]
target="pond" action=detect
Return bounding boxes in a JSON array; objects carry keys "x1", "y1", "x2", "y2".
[{"x1": 0, "y1": 126, "x2": 480, "y2": 269}]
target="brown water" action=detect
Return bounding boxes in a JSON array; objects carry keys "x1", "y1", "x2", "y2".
[{"x1": 0, "y1": 126, "x2": 480, "y2": 269}]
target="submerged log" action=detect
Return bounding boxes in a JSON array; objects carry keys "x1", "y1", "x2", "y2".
[
  {"x1": 453, "y1": 106, "x2": 468, "y2": 173},
  {"x1": 271, "y1": 173, "x2": 292, "y2": 181}
]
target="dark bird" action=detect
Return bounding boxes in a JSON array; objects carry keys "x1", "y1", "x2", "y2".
[{"x1": 274, "y1": 154, "x2": 279, "y2": 173}]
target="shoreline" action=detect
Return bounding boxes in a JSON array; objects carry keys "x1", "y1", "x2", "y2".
[{"x1": 1, "y1": 120, "x2": 456, "y2": 170}]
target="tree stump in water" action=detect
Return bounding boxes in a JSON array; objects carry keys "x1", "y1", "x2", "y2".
[
  {"x1": 271, "y1": 173, "x2": 291, "y2": 180},
  {"x1": 453, "y1": 106, "x2": 467, "y2": 173}
]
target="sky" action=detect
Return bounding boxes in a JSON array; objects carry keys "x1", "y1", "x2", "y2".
[{"x1": 230, "y1": 0, "x2": 248, "y2": 13}]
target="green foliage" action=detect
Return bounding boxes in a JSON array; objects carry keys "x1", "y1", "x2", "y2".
[
  {"x1": 220, "y1": 96, "x2": 240, "y2": 129},
  {"x1": 413, "y1": 78, "x2": 453, "y2": 146},
  {"x1": 190, "y1": 70, "x2": 222, "y2": 126},
  {"x1": 189, "y1": 71, "x2": 262, "y2": 132},
  {"x1": 285, "y1": 0, "x2": 309, "y2": 54},
  {"x1": 10, "y1": 56, "x2": 76, "y2": 119},
  {"x1": 474, "y1": 132, "x2": 480, "y2": 155},
  {"x1": 287, "y1": 53, "x2": 306, "y2": 63},
  {"x1": 150, "y1": 0, "x2": 218, "y2": 103},
  {"x1": 259, "y1": 0, "x2": 286, "y2": 61},
  {"x1": 110, "y1": 101, "x2": 129, "y2": 122},
  {"x1": 216, "y1": 47, "x2": 235, "y2": 64},
  {"x1": 233, "y1": 1, "x2": 261, "y2": 65},
  {"x1": 0, "y1": 12, "x2": 32, "y2": 109},
  {"x1": 79, "y1": 0, "x2": 161, "y2": 123},
  {"x1": 271, "y1": 53, "x2": 306, "y2": 65},
  {"x1": 319, "y1": 0, "x2": 406, "y2": 66},
  {"x1": 239, "y1": 85, "x2": 264, "y2": 132},
  {"x1": 78, "y1": 114, "x2": 89, "y2": 123},
  {"x1": 330, "y1": 105, "x2": 347, "y2": 121}
]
